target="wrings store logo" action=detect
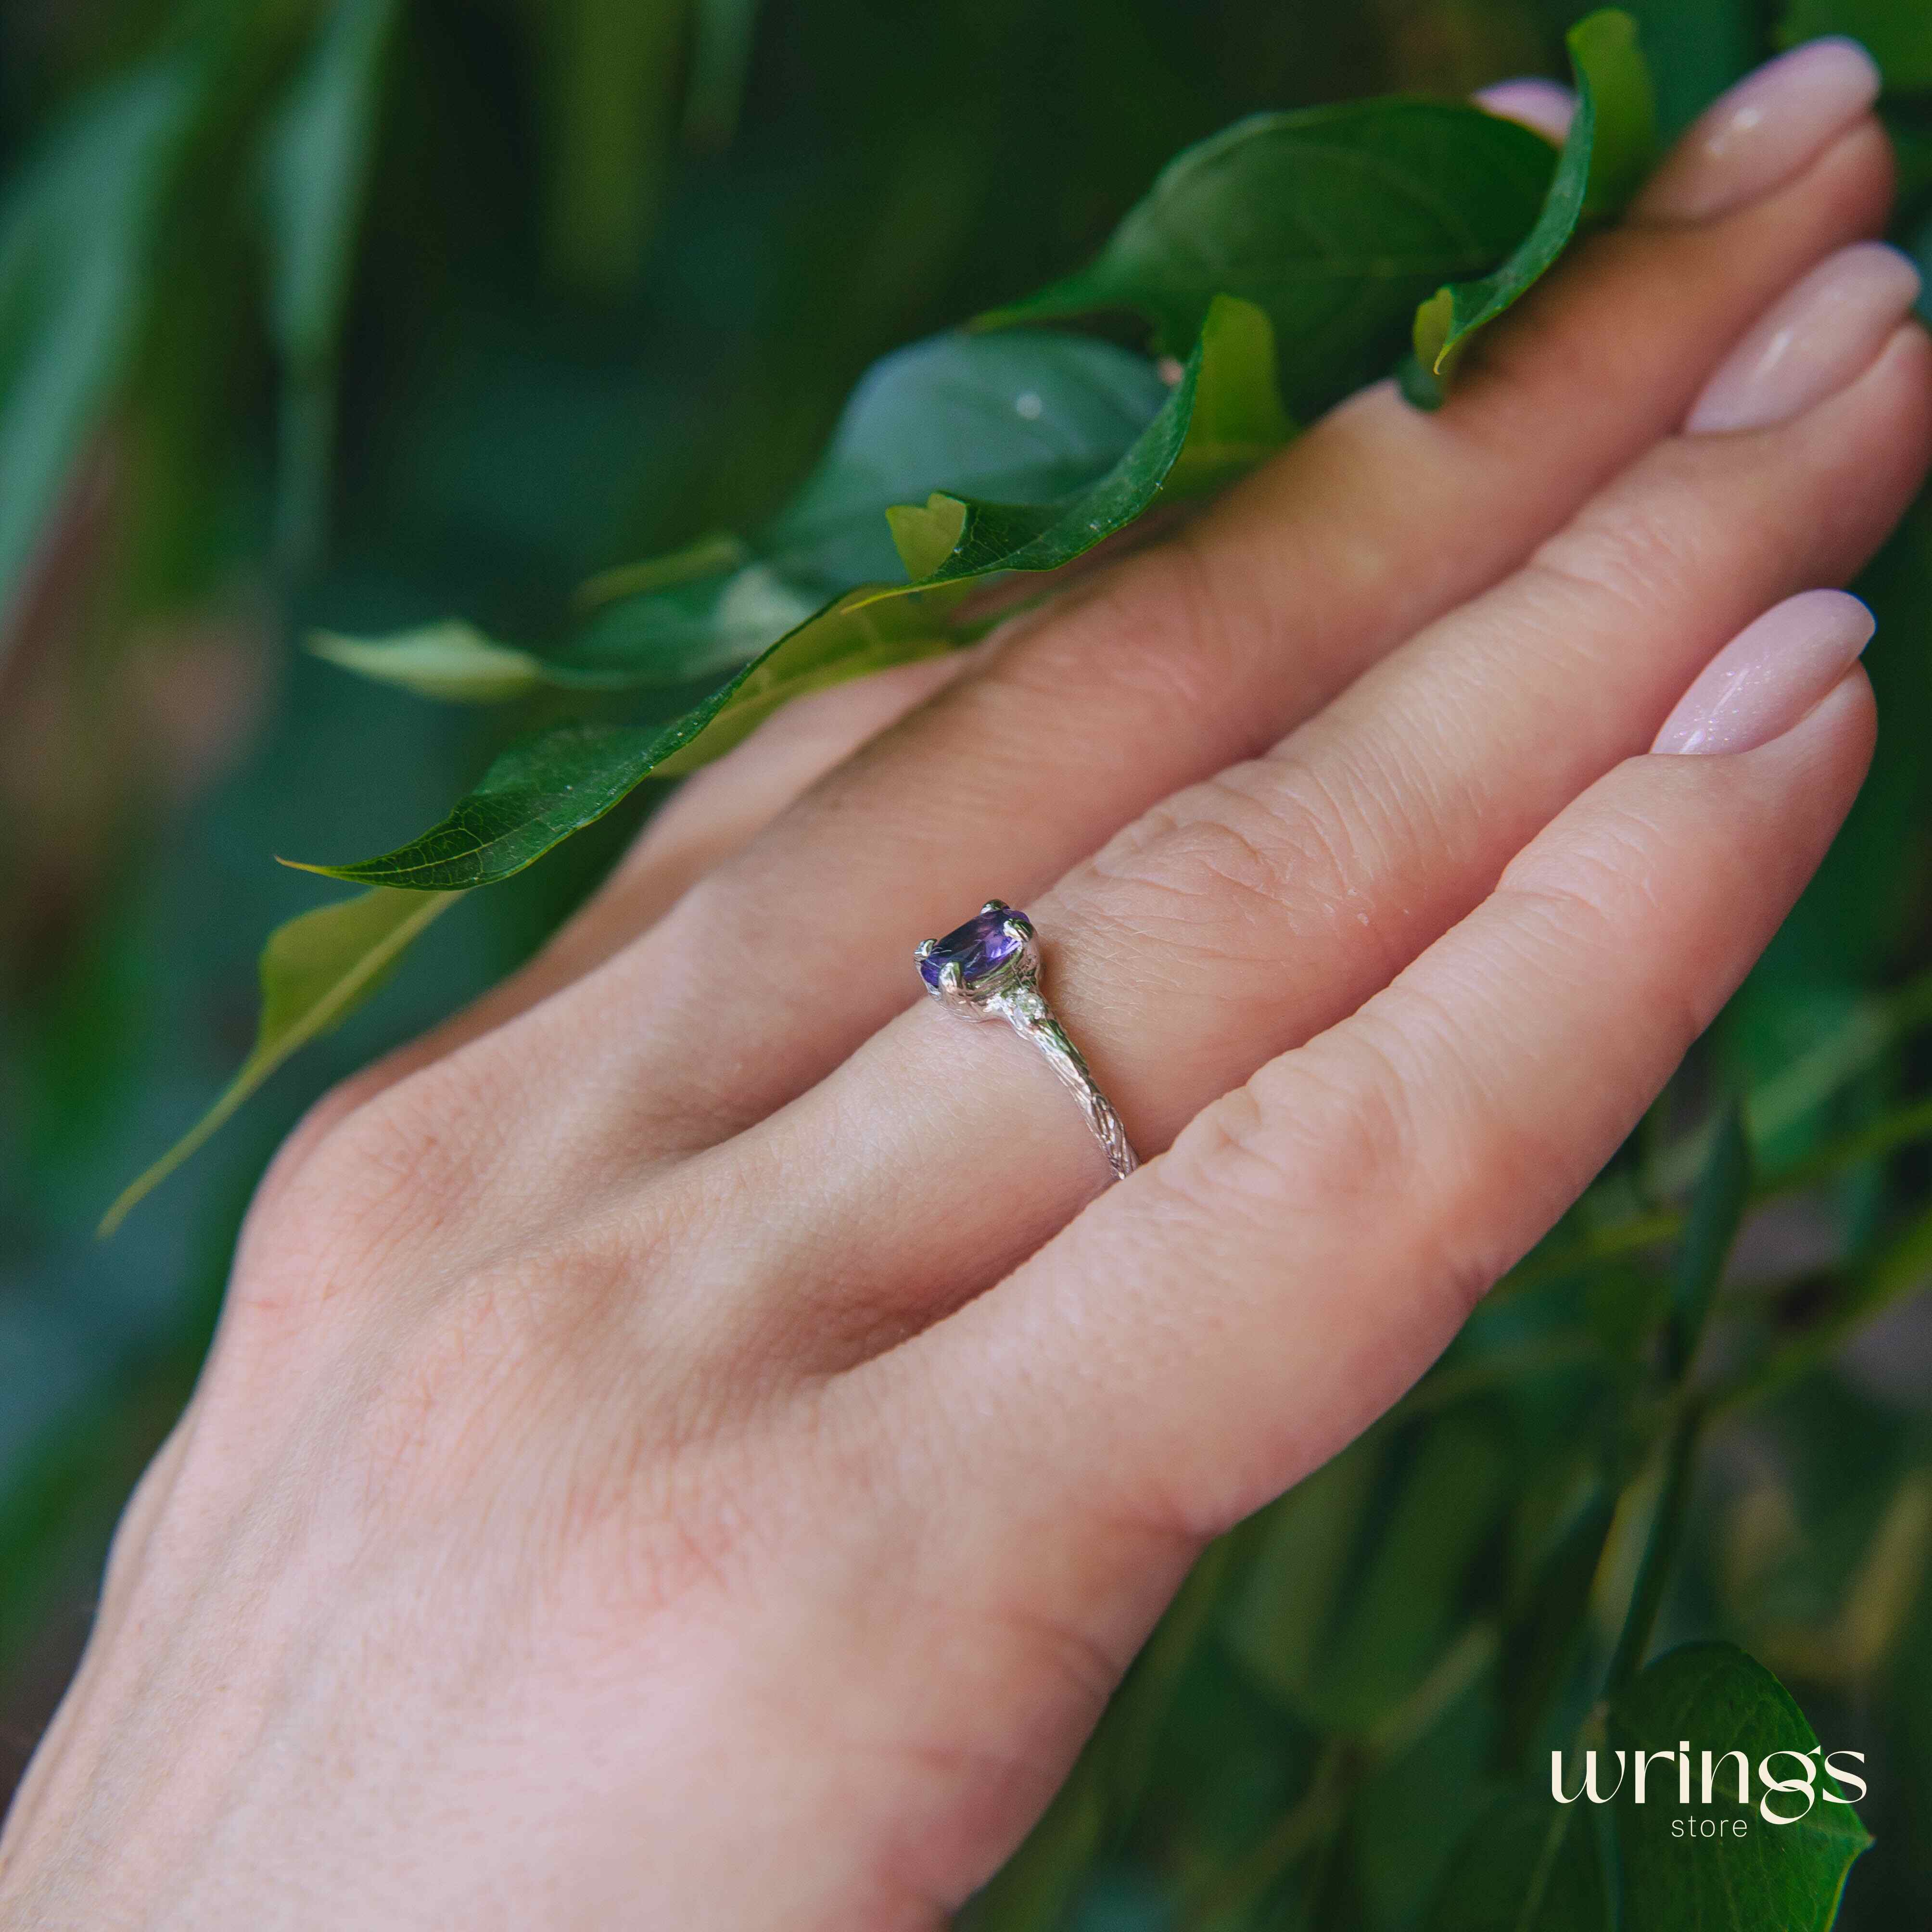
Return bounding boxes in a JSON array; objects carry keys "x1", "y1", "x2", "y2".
[{"x1": 1554, "y1": 1742, "x2": 1868, "y2": 1834}]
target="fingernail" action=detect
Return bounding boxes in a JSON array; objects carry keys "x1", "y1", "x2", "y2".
[
  {"x1": 1636, "y1": 38, "x2": 1881, "y2": 224},
  {"x1": 1475, "y1": 78, "x2": 1577, "y2": 145},
  {"x1": 1652, "y1": 590, "x2": 1874, "y2": 755},
  {"x1": 1687, "y1": 242, "x2": 1921, "y2": 432}
]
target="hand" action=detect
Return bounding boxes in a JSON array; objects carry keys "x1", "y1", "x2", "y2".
[{"x1": 4, "y1": 45, "x2": 1928, "y2": 1930}]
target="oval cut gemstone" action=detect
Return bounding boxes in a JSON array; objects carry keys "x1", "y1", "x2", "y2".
[{"x1": 920, "y1": 906, "x2": 1025, "y2": 992}]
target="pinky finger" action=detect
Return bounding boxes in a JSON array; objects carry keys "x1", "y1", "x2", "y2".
[{"x1": 873, "y1": 602, "x2": 1876, "y2": 1646}]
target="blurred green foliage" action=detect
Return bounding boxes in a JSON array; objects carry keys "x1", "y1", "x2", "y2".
[{"x1": 8, "y1": 0, "x2": 1932, "y2": 1926}]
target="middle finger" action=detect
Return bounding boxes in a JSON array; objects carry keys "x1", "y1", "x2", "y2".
[{"x1": 701, "y1": 282, "x2": 1932, "y2": 1366}]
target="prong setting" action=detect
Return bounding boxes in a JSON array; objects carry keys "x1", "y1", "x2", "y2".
[{"x1": 913, "y1": 896, "x2": 1138, "y2": 1182}]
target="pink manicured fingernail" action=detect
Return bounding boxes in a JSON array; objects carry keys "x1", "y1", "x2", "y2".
[
  {"x1": 1475, "y1": 78, "x2": 1577, "y2": 145},
  {"x1": 1652, "y1": 590, "x2": 1874, "y2": 755},
  {"x1": 1687, "y1": 242, "x2": 1921, "y2": 432},
  {"x1": 1636, "y1": 39, "x2": 1881, "y2": 223}
]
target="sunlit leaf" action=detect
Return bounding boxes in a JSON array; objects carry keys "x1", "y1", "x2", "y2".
[
  {"x1": 1155, "y1": 289, "x2": 1296, "y2": 496},
  {"x1": 311, "y1": 621, "x2": 545, "y2": 702},
  {"x1": 99, "y1": 888, "x2": 460, "y2": 1234},
  {"x1": 1576, "y1": 10, "x2": 1662, "y2": 219}
]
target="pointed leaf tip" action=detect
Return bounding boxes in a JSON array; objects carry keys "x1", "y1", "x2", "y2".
[{"x1": 99, "y1": 888, "x2": 460, "y2": 1235}]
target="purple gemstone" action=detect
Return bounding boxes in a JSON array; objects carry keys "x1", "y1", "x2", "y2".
[{"x1": 919, "y1": 905, "x2": 1026, "y2": 992}]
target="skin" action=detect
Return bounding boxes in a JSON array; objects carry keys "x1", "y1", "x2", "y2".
[{"x1": 3, "y1": 90, "x2": 1931, "y2": 1932}]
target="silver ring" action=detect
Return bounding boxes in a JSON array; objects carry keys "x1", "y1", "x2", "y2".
[{"x1": 915, "y1": 901, "x2": 1138, "y2": 1183}]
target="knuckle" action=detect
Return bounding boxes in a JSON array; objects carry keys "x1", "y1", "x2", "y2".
[
  {"x1": 1162, "y1": 1040, "x2": 1418, "y2": 1234},
  {"x1": 240, "y1": 1049, "x2": 530, "y2": 1302},
  {"x1": 1088, "y1": 759, "x2": 1361, "y2": 963},
  {"x1": 1500, "y1": 791, "x2": 1678, "y2": 943},
  {"x1": 1003, "y1": 537, "x2": 1249, "y2": 745},
  {"x1": 1526, "y1": 475, "x2": 1707, "y2": 627}
]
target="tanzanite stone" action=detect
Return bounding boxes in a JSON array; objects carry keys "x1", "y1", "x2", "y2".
[{"x1": 919, "y1": 905, "x2": 1026, "y2": 993}]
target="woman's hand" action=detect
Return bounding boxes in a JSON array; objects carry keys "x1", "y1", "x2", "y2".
[{"x1": 5, "y1": 41, "x2": 1929, "y2": 1930}]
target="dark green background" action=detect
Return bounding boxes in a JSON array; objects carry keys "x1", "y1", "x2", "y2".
[{"x1": 4, "y1": 2, "x2": 1932, "y2": 1926}]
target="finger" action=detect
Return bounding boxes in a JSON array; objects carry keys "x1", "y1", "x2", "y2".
[
  {"x1": 867, "y1": 657, "x2": 1876, "y2": 1635},
  {"x1": 703, "y1": 311, "x2": 1929, "y2": 1366},
  {"x1": 483, "y1": 75, "x2": 1892, "y2": 1158}
]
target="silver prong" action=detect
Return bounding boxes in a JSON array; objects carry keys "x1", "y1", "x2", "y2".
[
  {"x1": 980, "y1": 899, "x2": 1008, "y2": 915},
  {"x1": 915, "y1": 937, "x2": 937, "y2": 960}
]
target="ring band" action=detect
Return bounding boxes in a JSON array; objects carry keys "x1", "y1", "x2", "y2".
[{"x1": 915, "y1": 901, "x2": 1138, "y2": 1183}]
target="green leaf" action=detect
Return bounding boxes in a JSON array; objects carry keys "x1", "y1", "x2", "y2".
[
  {"x1": 1225, "y1": 1433, "x2": 1386, "y2": 1713},
  {"x1": 1157, "y1": 289, "x2": 1297, "y2": 497},
  {"x1": 771, "y1": 328, "x2": 1174, "y2": 581},
  {"x1": 261, "y1": 0, "x2": 401, "y2": 564},
  {"x1": 299, "y1": 300, "x2": 1287, "y2": 890},
  {"x1": 1425, "y1": 1789, "x2": 1611, "y2": 1931},
  {"x1": 291, "y1": 585, "x2": 962, "y2": 888},
  {"x1": 99, "y1": 888, "x2": 460, "y2": 1234},
  {"x1": 1500, "y1": 1491, "x2": 1617, "y2": 1769},
  {"x1": 310, "y1": 622, "x2": 545, "y2": 702},
  {"x1": 1780, "y1": 0, "x2": 1932, "y2": 91},
  {"x1": 322, "y1": 326, "x2": 1172, "y2": 700},
  {"x1": 1409, "y1": 11, "x2": 1657, "y2": 400},
  {"x1": 1313, "y1": 1417, "x2": 1511, "y2": 1734},
  {"x1": 262, "y1": 0, "x2": 400, "y2": 377},
  {"x1": 0, "y1": 61, "x2": 200, "y2": 662},
  {"x1": 908, "y1": 295, "x2": 1291, "y2": 584},
  {"x1": 1610, "y1": 1642, "x2": 1873, "y2": 1929},
  {"x1": 1575, "y1": 11, "x2": 1662, "y2": 221},
  {"x1": 1667, "y1": 1099, "x2": 1751, "y2": 1378},
  {"x1": 540, "y1": 0, "x2": 688, "y2": 297},
  {"x1": 683, "y1": 0, "x2": 765, "y2": 149},
  {"x1": 977, "y1": 98, "x2": 1555, "y2": 422}
]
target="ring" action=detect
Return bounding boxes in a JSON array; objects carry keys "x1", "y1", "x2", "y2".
[{"x1": 916, "y1": 901, "x2": 1138, "y2": 1183}]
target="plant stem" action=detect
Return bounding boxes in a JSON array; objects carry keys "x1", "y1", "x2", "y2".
[
  {"x1": 1176, "y1": 1740, "x2": 1353, "y2": 1930},
  {"x1": 1496, "y1": 1091, "x2": 1932, "y2": 1303},
  {"x1": 1603, "y1": 1400, "x2": 1705, "y2": 1695}
]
